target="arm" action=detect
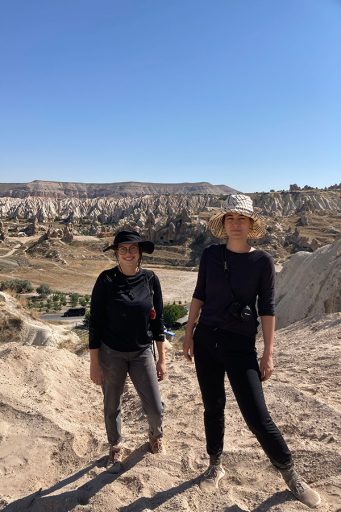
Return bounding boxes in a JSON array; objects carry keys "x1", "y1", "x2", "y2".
[
  {"x1": 150, "y1": 273, "x2": 165, "y2": 342},
  {"x1": 258, "y1": 255, "x2": 276, "y2": 381},
  {"x1": 259, "y1": 315, "x2": 275, "y2": 381},
  {"x1": 89, "y1": 275, "x2": 105, "y2": 386},
  {"x1": 156, "y1": 340, "x2": 166, "y2": 381},
  {"x1": 90, "y1": 347, "x2": 104, "y2": 385},
  {"x1": 183, "y1": 249, "x2": 207, "y2": 361},
  {"x1": 151, "y1": 273, "x2": 167, "y2": 380},
  {"x1": 183, "y1": 297, "x2": 204, "y2": 361}
]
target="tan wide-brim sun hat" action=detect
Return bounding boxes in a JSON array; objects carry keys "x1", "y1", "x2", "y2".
[{"x1": 208, "y1": 194, "x2": 266, "y2": 239}]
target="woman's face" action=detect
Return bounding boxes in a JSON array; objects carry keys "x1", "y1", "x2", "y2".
[
  {"x1": 224, "y1": 212, "x2": 252, "y2": 240},
  {"x1": 116, "y1": 243, "x2": 140, "y2": 268}
]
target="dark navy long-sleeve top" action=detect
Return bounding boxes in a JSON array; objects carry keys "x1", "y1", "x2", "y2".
[
  {"x1": 89, "y1": 267, "x2": 165, "y2": 351},
  {"x1": 193, "y1": 244, "x2": 275, "y2": 337}
]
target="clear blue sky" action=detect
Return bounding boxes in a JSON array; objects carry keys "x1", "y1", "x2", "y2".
[{"x1": 0, "y1": 0, "x2": 340, "y2": 192}]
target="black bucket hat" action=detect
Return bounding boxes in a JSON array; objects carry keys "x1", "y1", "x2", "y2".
[{"x1": 103, "y1": 230, "x2": 154, "y2": 254}]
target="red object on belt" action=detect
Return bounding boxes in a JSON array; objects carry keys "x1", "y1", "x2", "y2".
[{"x1": 149, "y1": 307, "x2": 156, "y2": 320}]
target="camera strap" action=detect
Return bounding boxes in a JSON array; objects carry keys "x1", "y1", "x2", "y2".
[{"x1": 221, "y1": 245, "x2": 238, "y2": 302}]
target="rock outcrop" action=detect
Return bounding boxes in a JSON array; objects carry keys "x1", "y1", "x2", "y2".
[
  {"x1": 0, "y1": 190, "x2": 339, "y2": 224},
  {"x1": 275, "y1": 239, "x2": 341, "y2": 328},
  {"x1": 61, "y1": 225, "x2": 74, "y2": 243},
  {"x1": 0, "y1": 221, "x2": 7, "y2": 241},
  {"x1": 22, "y1": 219, "x2": 38, "y2": 236},
  {"x1": 252, "y1": 190, "x2": 341, "y2": 216},
  {"x1": 0, "y1": 292, "x2": 79, "y2": 346},
  {"x1": 0, "y1": 194, "x2": 219, "y2": 224}
]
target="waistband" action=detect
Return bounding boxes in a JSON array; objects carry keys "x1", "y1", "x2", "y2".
[{"x1": 197, "y1": 322, "x2": 256, "y2": 342}]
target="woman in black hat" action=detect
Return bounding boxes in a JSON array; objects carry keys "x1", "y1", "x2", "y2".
[
  {"x1": 89, "y1": 230, "x2": 166, "y2": 472},
  {"x1": 183, "y1": 195, "x2": 320, "y2": 509}
]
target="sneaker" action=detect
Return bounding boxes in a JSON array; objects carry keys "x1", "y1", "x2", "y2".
[
  {"x1": 106, "y1": 444, "x2": 123, "y2": 474},
  {"x1": 199, "y1": 464, "x2": 225, "y2": 492},
  {"x1": 280, "y1": 467, "x2": 321, "y2": 509},
  {"x1": 149, "y1": 436, "x2": 165, "y2": 454}
]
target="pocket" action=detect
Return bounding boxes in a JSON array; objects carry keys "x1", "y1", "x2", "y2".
[
  {"x1": 193, "y1": 323, "x2": 207, "y2": 357},
  {"x1": 99, "y1": 343, "x2": 118, "y2": 369},
  {"x1": 193, "y1": 322, "x2": 203, "y2": 341}
]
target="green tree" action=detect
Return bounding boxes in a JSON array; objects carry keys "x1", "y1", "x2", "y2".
[
  {"x1": 70, "y1": 293, "x2": 79, "y2": 307},
  {"x1": 36, "y1": 283, "x2": 51, "y2": 297}
]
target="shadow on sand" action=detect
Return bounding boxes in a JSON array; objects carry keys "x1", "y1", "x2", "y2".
[
  {"x1": 2, "y1": 444, "x2": 148, "y2": 512},
  {"x1": 118, "y1": 475, "x2": 202, "y2": 511},
  {"x1": 119, "y1": 486, "x2": 293, "y2": 512},
  {"x1": 3, "y1": 443, "x2": 295, "y2": 512}
]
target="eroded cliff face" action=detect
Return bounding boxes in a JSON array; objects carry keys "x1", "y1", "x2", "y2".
[
  {"x1": 252, "y1": 190, "x2": 340, "y2": 216},
  {"x1": 0, "y1": 190, "x2": 339, "y2": 222},
  {"x1": 0, "y1": 188, "x2": 340, "y2": 265},
  {"x1": 0, "y1": 196, "x2": 217, "y2": 250}
]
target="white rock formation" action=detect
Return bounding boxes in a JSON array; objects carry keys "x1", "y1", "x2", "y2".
[
  {"x1": 0, "y1": 292, "x2": 79, "y2": 347},
  {"x1": 253, "y1": 190, "x2": 340, "y2": 216},
  {"x1": 0, "y1": 195, "x2": 218, "y2": 223},
  {"x1": 275, "y1": 240, "x2": 341, "y2": 328}
]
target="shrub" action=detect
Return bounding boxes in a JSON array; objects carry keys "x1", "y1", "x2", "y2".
[
  {"x1": 0, "y1": 279, "x2": 33, "y2": 293},
  {"x1": 163, "y1": 304, "x2": 187, "y2": 326},
  {"x1": 0, "y1": 314, "x2": 23, "y2": 340},
  {"x1": 83, "y1": 310, "x2": 90, "y2": 329},
  {"x1": 36, "y1": 283, "x2": 51, "y2": 297}
]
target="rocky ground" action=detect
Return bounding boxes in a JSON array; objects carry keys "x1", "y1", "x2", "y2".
[{"x1": 0, "y1": 313, "x2": 340, "y2": 512}]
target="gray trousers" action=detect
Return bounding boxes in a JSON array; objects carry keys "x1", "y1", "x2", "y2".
[{"x1": 99, "y1": 343, "x2": 163, "y2": 446}]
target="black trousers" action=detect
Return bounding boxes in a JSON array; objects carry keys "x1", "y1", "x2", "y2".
[{"x1": 193, "y1": 323, "x2": 292, "y2": 469}]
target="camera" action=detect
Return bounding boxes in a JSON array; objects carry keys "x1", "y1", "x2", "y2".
[{"x1": 228, "y1": 301, "x2": 253, "y2": 323}]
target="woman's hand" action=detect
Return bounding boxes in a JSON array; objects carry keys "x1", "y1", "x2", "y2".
[
  {"x1": 156, "y1": 360, "x2": 166, "y2": 381},
  {"x1": 183, "y1": 332, "x2": 194, "y2": 362},
  {"x1": 90, "y1": 360, "x2": 104, "y2": 386},
  {"x1": 259, "y1": 352, "x2": 274, "y2": 381}
]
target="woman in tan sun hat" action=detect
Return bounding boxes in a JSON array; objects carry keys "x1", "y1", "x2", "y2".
[
  {"x1": 208, "y1": 194, "x2": 266, "y2": 240},
  {"x1": 183, "y1": 194, "x2": 320, "y2": 509}
]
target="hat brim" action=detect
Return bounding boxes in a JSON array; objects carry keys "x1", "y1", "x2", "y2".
[
  {"x1": 208, "y1": 211, "x2": 266, "y2": 239},
  {"x1": 103, "y1": 240, "x2": 155, "y2": 254}
]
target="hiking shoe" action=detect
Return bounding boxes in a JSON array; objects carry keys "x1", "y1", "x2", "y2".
[
  {"x1": 280, "y1": 467, "x2": 321, "y2": 509},
  {"x1": 106, "y1": 444, "x2": 123, "y2": 474},
  {"x1": 149, "y1": 436, "x2": 165, "y2": 454},
  {"x1": 199, "y1": 464, "x2": 225, "y2": 492}
]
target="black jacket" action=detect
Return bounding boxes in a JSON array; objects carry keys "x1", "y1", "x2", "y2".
[{"x1": 89, "y1": 267, "x2": 165, "y2": 351}]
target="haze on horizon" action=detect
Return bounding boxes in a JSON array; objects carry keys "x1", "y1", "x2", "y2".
[{"x1": 0, "y1": 0, "x2": 340, "y2": 193}]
